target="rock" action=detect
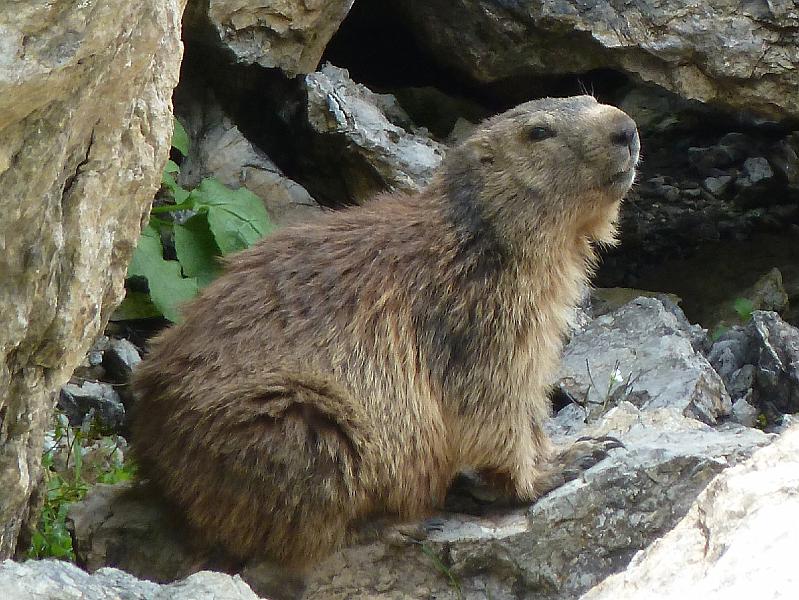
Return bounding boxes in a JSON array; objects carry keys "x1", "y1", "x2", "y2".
[
  {"x1": 302, "y1": 64, "x2": 446, "y2": 203},
  {"x1": 702, "y1": 175, "x2": 733, "y2": 197},
  {"x1": 58, "y1": 382, "x2": 125, "y2": 431},
  {"x1": 101, "y1": 338, "x2": 142, "y2": 384},
  {"x1": 773, "y1": 414, "x2": 799, "y2": 435},
  {"x1": 590, "y1": 288, "x2": 681, "y2": 318},
  {"x1": 555, "y1": 298, "x2": 729, "y2": 424},
  {"x1": 176, "y1": 91, "x2": 321, "y2": 225},
  {"x1": 750, "y1": 311, "x2": 799, "y2": 415},
  {"x1": 706, "y1": 312, "x2": 799, "y2": 426},
  {"x1": 748, "y1": 268, "x2": 789, "y2": 314},
  {"x1": 770, "y1": 133, "x2": 799, "y2": 185},
  {"x1": 87, "y1": 337, "x2": 111, "y2": 368},
  {"x1": 617, "y1": 86, "x2": 684, "y2": 133},
  {"x1": 727, "y1": 364, "x2": 757, "y2": 400},
  {"x1": 390, "y1": 0, "x2": 799, "y2": 120},
  {"x1": 741, "y1": 156, "x2": 774, "y2": 185},
  {"x1": 730, "y1": 397, "x2": 758, "y2": 428},
  {"x1": 580, "y1": 425, "x2": 799, "y2": 600},
  {"x1": 184, "y1": 0, "x2": 354, "y2": 77},
  {"x1": 67, "y1": 483, "x2": 199, "y2": 582},
  {"x1": 391, "y1": 86, "x2": 489, "y2": 140},
  {"x1": 0, "y1": 0, "x2": 185, "y2": 556},
  {"x1": 0, "y1": 558, "x2": 263, "y2": 600}
]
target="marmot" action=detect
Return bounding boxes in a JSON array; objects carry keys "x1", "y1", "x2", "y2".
[{"x1": 132, "y1": 95, "x2": 640, "y2": 569}]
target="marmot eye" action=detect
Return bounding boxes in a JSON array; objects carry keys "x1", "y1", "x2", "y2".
[{"x1": 528, "y1": 126, "x2": 556, "y2": 141}]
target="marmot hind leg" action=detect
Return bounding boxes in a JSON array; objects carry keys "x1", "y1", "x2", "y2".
[{"x1": 140, "y1": 372, "x2": 372, "y2": 569}]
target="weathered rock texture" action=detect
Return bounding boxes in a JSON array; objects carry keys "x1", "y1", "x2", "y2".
[
  {"x1": 555, "y1": 298, "x2": 728, "y2": 425},
  {"x1": 65, "y1": 403, "x2": 770, "y2": 599},
  {"x1": 581, "y1": 424, "x2": 799, "y2": 600},
  {"x1": 185, "y1": 0, "x2": 355, "y2": 76},
  {"x1": 176, "y1": 92, "x2": 321, "y2": 225},
  {"x1": 0, "y1": 0, "x2": 186, "y2": 557},
  {"x1": 709, "y1": 311, "x2": 799, "y2": 425},
  {"x1": 392, "y1": 0, "x2": 799, "y2": 120},
  {"x1": 303, "y1": 64, "x2": 446, "y2": 203},
  {"x1": 0, "y1": 559, "x2": 262, "y2": 600}
]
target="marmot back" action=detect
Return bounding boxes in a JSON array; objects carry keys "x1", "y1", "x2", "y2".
[{"x1": 132, "y1": 95, "x2": 640, "y2": 569}]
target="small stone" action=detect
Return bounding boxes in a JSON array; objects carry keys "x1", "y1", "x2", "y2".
[
  {"x1": 660, "y1": 185, "x2": 681, "y2": 202},
  {"x1": 742, "y1": 157, "x2": 773, "y2": 184},
  {"x1": 88, "y1": 336, "x2": 111, "y2": 366},
  {"x1": 59, "y1": 381, "x2": 125, "y2": 430},
  {"x1": 703, "y1": 175, "x2": 733, "y2": 196},
  {"x1": 102, "y1": 338, "x2": 142, "y2": 383},
  {"x1": 682, "y1": 187, "x2": 702, "y2": 198},
  {"x1": 730, "y1": 396, "x2": 758, "y2": 428},
  {"x1": 728, "y1": 364, "x2": 757, "y2": 399}
]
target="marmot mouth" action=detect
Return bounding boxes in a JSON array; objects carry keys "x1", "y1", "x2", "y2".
[{"x1": 608, "y1": 167, "x2": 636, "y2": 188}]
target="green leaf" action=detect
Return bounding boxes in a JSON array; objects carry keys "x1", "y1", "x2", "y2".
[
  {"x1": 174, "y1": 214, "x2": 222, "y2": 287},
  {"x1": 190, "y1": 178, "x2": 274, "y2": 254},
  {"x1": 171, "y1": 117, "x2": 190, "y2": 157},
  {"x1": 733, "y1": 297, "x2": 755, "y2": 321},
  {"x1": 112, "y1": 291, "x2": 162, "y2": 321},
  {"x1": 161, "y1": 171, "x2": 190, "y2": 204},
  {"x1": 164, "y1": 159, "x2": 180, "y2": 174},
  {"x1": 127, "y1": 225, "x2": 199, "y2": 322}
]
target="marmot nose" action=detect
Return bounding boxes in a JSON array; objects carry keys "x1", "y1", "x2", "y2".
[{"x1": 611, "y1": 124, "x2": 638, "y2": 151}]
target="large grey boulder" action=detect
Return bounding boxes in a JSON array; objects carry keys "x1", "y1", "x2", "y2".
[
  {"x1": 303, "y1": 64, "x2": 446, "y2": 203},
  {"x1": 184, "y1": 0, "x2": 354, "y2": 76},
  {"x1": 0, "y1": 559, "x2": 262, "y2": 600},
  {"x1": 391, "y1": 0, "x2": 799, "y2": 120},
  {"x1": 581, "y1": 424, "x2": 799, "y2": 600},
  {"x1": 0, "y1": 0, "x2": 186, "y2": 557},
  {"x1": 555, "y1": 297, "x2": 729, "y2": 426}
]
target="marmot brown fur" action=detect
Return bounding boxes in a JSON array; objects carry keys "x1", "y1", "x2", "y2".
[{"x1": 131, "y1": 95, "x2": 640, "y2": 569}]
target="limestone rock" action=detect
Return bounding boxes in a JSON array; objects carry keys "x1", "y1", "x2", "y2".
[
  {"x1": 303, "y1": 64, "x2": 446, "y2": 203},
  {"x1": 555, "y1": 298, "x2": 729, "y2": 425},
  {"x1": 176, "y1": 92, "x2": 321, "y2": 225},
  {"x1": 391, "y1": 0, "x2": 799, "y2": 120},
  {"x1": 0, "y1": 0, "x2": 186, "y2": 557},
  {"x1": 750, "y1": 310, "x2": 799, "y2": 415},
  {"x1": 580, "y1": 425, "x2": 799, "y2": 600},
  {"x1": 184, "y1": 0, "x2": 355, "y2": 76},
  {"x1": 58, "y1": 382, "x2": 125, "y2": 430},
  {"x1": 0, "y1": 558, "x2": 262, "y2": 600},
  {"x1": 67, "y1": 483, "x2": 199, "y2": 582}
]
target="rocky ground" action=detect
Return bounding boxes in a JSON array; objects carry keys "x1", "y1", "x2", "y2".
[{"x1": 3, "y1": 0, "x2": 799, "y2": 598}]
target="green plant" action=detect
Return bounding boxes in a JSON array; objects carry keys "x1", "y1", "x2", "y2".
[
  {"x1": 27, "y1": 412, "x2": 136, "y2": 560},
  {"x1": 733, "y1": 297, "x2": 755, "y2": 322},
  {"x1": 115, "y1": 118, "x2": 274, "y2": 322}
]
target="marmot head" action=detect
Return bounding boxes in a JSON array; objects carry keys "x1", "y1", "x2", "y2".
[{"x1": 443, "y1": 95, "x2": 639, "y2": 247}]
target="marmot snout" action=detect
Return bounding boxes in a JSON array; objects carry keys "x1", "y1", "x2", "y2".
[{"x1": 132, "y1": 95, "x2": 639, "y2": 568}]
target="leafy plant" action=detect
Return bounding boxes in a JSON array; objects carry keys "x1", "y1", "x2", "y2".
[
  {"x1": 28, "y1": 412, "x2": 136, "y2": 560},
  {"x1": 733, "y1": 297, "x2": 755, "y2": 321},
  {"x1": 115, "y1": 118, "x2": 274, "y2": 322}
]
